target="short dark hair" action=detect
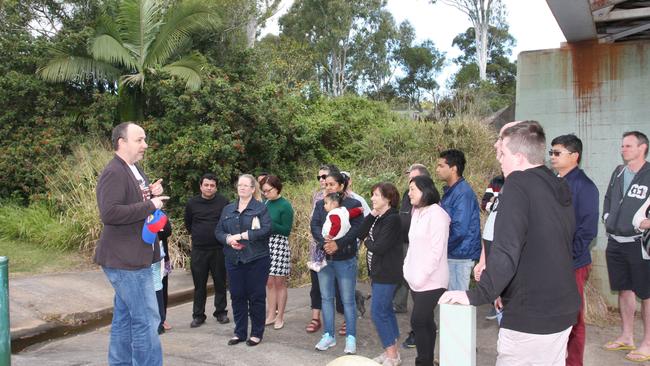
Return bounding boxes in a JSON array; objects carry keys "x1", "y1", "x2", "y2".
[
  {"x1": 200, "y1": 173, "x2": 218, "y2": 186},
  {"x1": 371, "y1": 182, "x2": 400, "y2": 208},
  {"x1": 409, "y1": 175, "x2": 440, "y2": 208},
  {"x1": 324, "y1": 192, "x2": 345, "y2": 206},
  {"x1": 439, "y1": 149, "x2": 466, "y2": 177},
  {"x1": 623, "y1": 131, "x2": 649, "y2": 157},
  {"x1": 111, "y1": 122, "x2": 133, "y2": 151},
  {"x1": 502, "y1": 120, "x2": 546, "y2": 164},
  {"x1": 551, "y1": 134, "x2": 583, "y2": 164},
  {"x1": 263, "y1": 175, "x2": 283, "y2": 194},
  {"x1": 327, "y1": 171, "x2": 349, "y2": 192}
]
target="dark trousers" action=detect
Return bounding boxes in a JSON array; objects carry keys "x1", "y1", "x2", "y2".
[
  {"x1": 162, "y1": 274, "x2": 168, "y2": 312},
  {"x1": 309, "y1": 269, "x2": 344, "y2": 314},
  {"x1": 227, "y1": 256, "x2": 270, "y2": 340},
  {"x1": 392, "y1": 242, "x2": 410, "y2": 312},
  {"x1": 156, "y1": 289, "x2": 166, "y2": 325},
  {"x1": 191, "y1": 247, "x2": 227, "y2": 320},
  {"x1": 411, "y1": 288, "x2": 446, "y2": 366}
]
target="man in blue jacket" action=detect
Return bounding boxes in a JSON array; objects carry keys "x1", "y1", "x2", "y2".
[
  {"x1": 436, "y1": 149, "x2": 481, "y2": 291},
  {"x1": 550, "y1": 134, "x2": 599, "y2": 366}
]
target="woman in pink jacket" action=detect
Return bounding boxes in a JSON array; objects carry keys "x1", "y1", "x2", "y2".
[{"x1": 403, "y1": 175, "x2": 450, "y2": 366}]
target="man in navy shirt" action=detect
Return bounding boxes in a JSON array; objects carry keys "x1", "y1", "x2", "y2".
[{"x1": 550, "y1": 134, "x2": 599, "y2": 366}]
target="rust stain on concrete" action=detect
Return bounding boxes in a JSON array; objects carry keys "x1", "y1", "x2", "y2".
[{"x1": 562, "y1": 40, "x2": 624, "y2": 116}]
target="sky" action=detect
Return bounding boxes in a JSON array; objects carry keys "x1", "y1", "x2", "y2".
[{"x1": 261, "y1": 0, "x2": 567, "y2": 93}]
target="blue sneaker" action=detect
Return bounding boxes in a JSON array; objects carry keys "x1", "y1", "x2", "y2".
[
  {"x1": 344, "y1": 335, "x2": 356, "y2": 354},
  {"x1": 315, "y1": 333, "x2": 336, "y2": 351}
]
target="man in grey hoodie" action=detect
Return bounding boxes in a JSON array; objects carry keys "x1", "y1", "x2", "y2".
[{"x1": 602, "y1": 131, "x2": 650, "y2": 363}]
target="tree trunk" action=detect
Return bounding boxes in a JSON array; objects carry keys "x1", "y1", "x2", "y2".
[
  {"x1": 246, "y1": 15, "x2": 257, "y2": 49},
  {"x1": 475, "y1": 21, "x2": 488, "y2": 80}
]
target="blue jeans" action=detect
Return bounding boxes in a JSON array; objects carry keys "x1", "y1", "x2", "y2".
[
  {"x1": 226, "y1": 256, "x2": 270, "y2": 340},
  {"x1": 447, "y1": 259, "x2": 474, "y2": 291},
  {"x1": 371, "y1": 282, "x2": 399, "y2": 348},
  {"x1": 102, "y1": 266, "x2": 162, "y2": 366},
  {"x1": 318, "y1": 257, "x2": 358, "y2": 337}
]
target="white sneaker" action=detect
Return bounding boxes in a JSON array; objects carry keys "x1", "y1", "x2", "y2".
[
  {"x1": 344, "y1": 335, "x2": 356, "y2": 354},
  {"x1": 382, "y1": 356, "x2": 402, "y2": 366},
  {"x1": 315, "y1": 333, "x2": 336, "y2": 351},
  {"x1": 373, "y1": 352, "x2": 387, "y2": 364}
]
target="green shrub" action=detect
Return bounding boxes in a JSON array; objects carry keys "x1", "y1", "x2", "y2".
[{"x1": 0, "y1": 204, "x2": 78, "y2": 251}]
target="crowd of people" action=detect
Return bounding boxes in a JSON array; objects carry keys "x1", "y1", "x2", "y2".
[{"x1": 94, "y1": 121, "x2": 650, "y2": 366}]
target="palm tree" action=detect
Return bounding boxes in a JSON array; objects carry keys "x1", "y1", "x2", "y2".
[{"x1": 38, "y1": 0, "x2": 220, "y2": 121}]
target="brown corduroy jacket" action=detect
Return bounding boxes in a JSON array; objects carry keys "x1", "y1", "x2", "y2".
[{"x1": 94, "y1": 155, "x2": 160, "y2": 270}]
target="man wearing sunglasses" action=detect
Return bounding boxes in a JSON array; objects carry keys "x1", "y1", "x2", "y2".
[
  {"x1": 549, "y1": 134, "x2": 599, "y2": 366},
  {"x1": 602, "y1": 131, "x2": 650, "y2": 363}
]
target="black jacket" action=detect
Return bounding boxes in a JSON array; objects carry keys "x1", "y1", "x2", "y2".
[
  {"x1": 358, "y1": 208, "x2": 403, "y2": 284},
  {"x1": 184, "y1": 194, "x2": 229, "y2": 249},
  {"x1": 310, "y1": 196, "x2": 363, "y2": 261},
  {"x1": 467, "y1": 166, "x2": 579, "y2": 334},
  {"x1": 399, "y1": 190, "x2": 413, "y2": 243}
]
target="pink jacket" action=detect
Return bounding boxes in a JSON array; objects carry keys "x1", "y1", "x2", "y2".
[{"x1": 403, "y1": 204, "x2": 450, "y2": 292}]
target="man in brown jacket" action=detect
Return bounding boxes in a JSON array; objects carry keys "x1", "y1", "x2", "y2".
[{"x1": 95, "y1": 122, "x2": 169, "y2": 366}]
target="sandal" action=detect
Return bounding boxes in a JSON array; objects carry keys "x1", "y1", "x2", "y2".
[
  {"x1": 338, "y1": 321, "x2": 346, "y2": 336},
  {"x1": 306, "y1": 318, "x2": 321, "y2": 333}
]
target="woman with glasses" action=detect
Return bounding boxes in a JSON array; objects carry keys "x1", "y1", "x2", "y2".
[
  {"x1": 311, "y1": 171, "x2": 363, "y2": 354},
  {"x1": 215, "y1": 174, "x2": 272, "y2": 346},
  {"x1": 260, "y1": 175, "x2": 294, "y2": 329},
  {"x1": 403, "y1": 175, "x2": 449, "y2": 366}
]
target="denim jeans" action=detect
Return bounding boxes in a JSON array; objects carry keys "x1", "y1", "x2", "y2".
[
  {"x1": 226, "y1": 256, "x2": 270, "y2": 340},
  {"x1": 371, "y1": 282, "x2": 399, "y2": 348},
  {"x1": 102, "y1": 266, "x2": 162, "y2": 366},
  {"x1": 447, "y1": 258, "x2": 475, "y2": 291},
  {"x1": 318, "y1": 257, "x2": 358, "y2": 337}
]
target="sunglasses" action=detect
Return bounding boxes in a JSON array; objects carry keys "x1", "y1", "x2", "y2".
[
  {"x1": 548, "y1": 150, "x2": 573, "y2": 157},
  {"x1": 317, "y1": 174, "x2": 328, "y2": 181}
]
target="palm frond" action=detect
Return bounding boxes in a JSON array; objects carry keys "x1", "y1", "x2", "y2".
[
  {"x1": 91, "y1": 34, "x2": 138, "y2": 70},
  {"x1": 120, "y1": 72, "x2": 146, "y2": 89},
  {"x1": 161, "y1": 54, "x2": 205, "y2": 91},
  {"x1": 147, "y1": 0, "x2": 220, "y2": 66},
  {"x1": 37, "y1": 52, "x2": 121, "y2": 83},
  {"x1": 119, "y1": 0, "x2": 163, "y2": 65}
]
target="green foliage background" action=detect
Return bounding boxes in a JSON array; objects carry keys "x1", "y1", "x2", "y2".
[{"x1": 0, "y1": 0, "x2": 500, "y2": 284}]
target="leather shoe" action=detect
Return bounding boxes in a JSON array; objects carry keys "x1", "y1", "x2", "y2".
[
  {"x1": 228, "y1": 337, "x2": 244, "y2": 345},
  {"x1": 190, "y1": 318, "x2": 205, "y2": 328},
  {"x1": 216, "y1": 313, "x2": 230, "y2": 324},
  {"x1": 246, "y1": 337, "x2": 261, "y2": 346}
]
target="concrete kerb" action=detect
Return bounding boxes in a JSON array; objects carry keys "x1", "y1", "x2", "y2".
[{"x1": 9, "y1": 269, "x2": 203, "y2": 353}]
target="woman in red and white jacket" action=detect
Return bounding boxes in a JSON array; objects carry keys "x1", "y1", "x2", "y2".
[{"x1": 403, "y1": 175, "x2": 450, "y2": 366}]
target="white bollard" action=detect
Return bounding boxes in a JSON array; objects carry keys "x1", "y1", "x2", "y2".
[{"x1": 440, "y1": 303, "x2": 476, "y2": 366}]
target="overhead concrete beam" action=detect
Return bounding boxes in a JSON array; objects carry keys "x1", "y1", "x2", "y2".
[
  {"x1": 601, "y1": 21, "x2": 650, "y2": 42},
  {"x1": 599, "y1": 7, "x2": 650, "y2": 22},
  {"x1": 547, "y1": 0, "x2": 598, "y2": 42}
]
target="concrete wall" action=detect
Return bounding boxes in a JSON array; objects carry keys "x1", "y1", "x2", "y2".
[{"x1": 515, "y1": 40, "x2": 650, "y2": 306}]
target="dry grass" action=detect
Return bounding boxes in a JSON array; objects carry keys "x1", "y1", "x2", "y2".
[
  {"x1": 45, "y1": 141, "x2": 113, "y2": 253},
  {"x1": 584, "y1": 278, "x2": 618, "y2": 326}
]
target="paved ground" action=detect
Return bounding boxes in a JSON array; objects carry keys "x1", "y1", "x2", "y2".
[{"x1": 7, "y1": 270, "x2": 650, "y2": 365}]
